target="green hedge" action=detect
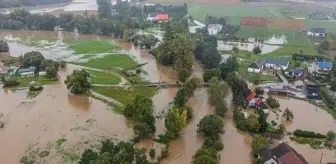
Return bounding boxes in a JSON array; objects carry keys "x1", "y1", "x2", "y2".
[{"x1": 293, "y1": 129, "x2": 326, "y2": 139}]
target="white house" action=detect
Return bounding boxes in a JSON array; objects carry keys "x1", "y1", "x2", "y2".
[
  {"x1": 17, "y1": 67, "x2": 36, "y2": 78},
  {"x1": 307, "y1": 28, "x2": 326, "y2": 37},
  {"x1": 146, "y1": 13, "x2": 157, "y2": 21},
  {"x1": 265, "y1": 58, "x2": 289, "y2": 70},
  {"x1": 207, "y1": 24, "x2": 223, "y2": 36},
  {"x1": 248, "y1": 58, "x2": 264, "y2": 73}
]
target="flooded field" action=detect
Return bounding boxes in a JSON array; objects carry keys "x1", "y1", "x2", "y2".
[
  {"x1": 268, "y1": 98, "x2": 336, "y2": 134},
  {"x1": 1, "y1": 29, "x2": 335, "y2": 163}
]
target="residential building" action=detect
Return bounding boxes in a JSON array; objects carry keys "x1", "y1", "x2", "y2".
[
  {"x1": 265, "y1": 58, "x2": 289, "y2": 70},
  {"x1": 248, "y1": 58, "x2": 264, "y2": 73},
  {"x1": 307, "y1": 28, "x2": 326, "y2": 37},
  {"x1": 318, "y1": 61, "x2": 332, "y2": 71},
  {"x1": 17, "y1": 67, "x2": 36, "y2": 78},
  {"x1": 245, "y1": 89, "x2": 269, "y2": 113},
  {"x1": 310, "y1": 11, "x2": 328, "y2": 20},
  {"x1": 207, "y1": 24, "x2": 223, "y2": 35},
  {"x1": 260, "y1": 142, "x2": 308, "y2": 164},
  {"x1": 146, "y1": 13, "x2": 169, "y2": 23},
  {"x1": 146, "y1": 13, "x2": 156, "y2": 21}
]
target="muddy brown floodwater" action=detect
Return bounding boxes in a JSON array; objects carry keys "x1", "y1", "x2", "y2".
[{"x1": 0, "y1": 29, "x2": 251, "y2": 164}]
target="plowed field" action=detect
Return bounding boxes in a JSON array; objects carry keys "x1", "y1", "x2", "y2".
[
  {"x1": 267, "y1": 19, "x2": 304, "y2": 31},
  {"x1": 240, "y1": 17, "x2": 268, "y2": 28}
]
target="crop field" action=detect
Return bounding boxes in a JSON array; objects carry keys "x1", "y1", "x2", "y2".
[
  {"x1": 304, "y1": 19, "x2": 336, "y2": 34},
  {"x1": 240, "y1": 17, "x2": 268, "y2": 28},
  {"x1": 236, "y1": 27, "x2": 310, "y2": 47},
  {"x1": 189, "y1": 4, "x2": 285, "y2": 23},
  {"x1": 267, "y1": 19, "x2": 304, "y2": 31}
]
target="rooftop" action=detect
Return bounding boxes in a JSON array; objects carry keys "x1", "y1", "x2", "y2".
[
  {"x1": 156, "y1": 14, "x2": 168, "y2": 21},
  {"x1": 17, "y1": 67, "x2": 36, "y2": 73},
  {"x1": 311, "y1": 28, "x2": 326, "y2": 33},
  {"x1": 265, "y1": 58, "x2": 289, "y2": 67},
  {"x1": 261, "y1": 143, "x2": 308, "y2": 164},
  {"x1": 318, "y1": 61, "x2": 332, "y2": 69}
]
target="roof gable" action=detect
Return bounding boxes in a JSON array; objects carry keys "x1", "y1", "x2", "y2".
[
  {"x1": 248, "y1": 62, "x2": 260, "y2": 69},
  {"x1": 246, "y1": 92, "x2": 257, "y2": 102},
  {"x1": 265, "y1": 58, "x2": 289, "y2": 67}
]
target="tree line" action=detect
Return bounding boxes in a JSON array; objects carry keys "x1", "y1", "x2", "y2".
[{"x1": 0, "y1": 0, "x2": 71, "y2": 8}]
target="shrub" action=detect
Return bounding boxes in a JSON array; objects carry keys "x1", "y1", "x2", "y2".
[
  {"x1": 3, "y1": 78, "x2": 20, "y2": 88},
  {"x1": 293, "y1": 129, "x2": 326, "y2": 139},
  {"x1": 203, "y1": 137, "x2": 224, "y2": 151},
  {"x1": 203, "y1": 69, "x2": 221, "y2": 82},
  {"x1": 266, "y1": 96, "x2": 280, "y2": 108},
  {"x1": 149, "y1": 149, "x2": 155, "y2": 159},
  {"x1": 29, "y1": 85, "x2": 43, "y2": 91},
  {"x1": 326, "y1": 131, "x2": 335, "y2": 141},
  {"x1": 252, "y1": 46, "x2": 262, "y2": 54}
]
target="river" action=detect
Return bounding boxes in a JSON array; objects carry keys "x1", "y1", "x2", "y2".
[
  {"x1": 0, "y1": 29, "x2": 253, "y2": 163},
  {"x1": 1, "y1": 29, "x2": 335, "y2": 163}
]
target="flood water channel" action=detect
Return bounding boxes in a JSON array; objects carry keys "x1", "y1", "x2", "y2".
[{"x1": 0, "y1": 30, "x2": 335, "y2": 163}]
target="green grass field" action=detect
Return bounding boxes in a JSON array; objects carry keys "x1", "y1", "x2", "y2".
[
  {"x1": 304, "y1": 19, "x2": 336, "y2": 34},
  {"x1": 189, "y1": 4, "x2": 285, "y2": 23},
  {"x1": 73, "y1": 54, "x2": 137, "y2": 70},
  {"x1": 92, "y1": 86, "x2": 158, "y2": 105},
  {"x1": 15, "y1": 76, "x2": 58, "y2": 87},
  {"x1": 86, "y1": 70, "x2": 121, "y2": 85},
  {"x1": 236, "y1": 27, "x2": 310, "y2": 47},
  {"x1": 68, "y1": 40, "x2": 118, "y2": 54}
]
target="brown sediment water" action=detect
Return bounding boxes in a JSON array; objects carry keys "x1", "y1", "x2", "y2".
[
  {"x1": 267, "y1": 98, "x2": 336, "y2": 134},
  {"x1": 2, "y1": 29, "x2": 333, "y2": 164}
]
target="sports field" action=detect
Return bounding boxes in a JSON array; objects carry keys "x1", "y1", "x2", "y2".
[{"x1": 189, "y1": 4, "x2": 286, "y2": 23}]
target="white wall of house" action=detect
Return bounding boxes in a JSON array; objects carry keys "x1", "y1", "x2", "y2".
[
  {"x1": 248, "y1": 98, "x2": 258, "y2": 107},
  {"x1": 208, "y1": 28, "x2": 218, "y2": 35},
  {"x1": 265, "y1": 63, "x2": 288, "y2": 70},
  {"x1": 264, "y1": 158, "x2": 278, "y2": 164},
  {"x1": 39, "y1": 71, "x2": 46, "y2": 76},
  {"x1": 146, "y1": 17, "x2": 156, "y2": 21},
  {"x1": 248, "y1": 67, "x2": 261, "y2": 73},
  {"x1": 20, "y1": 72, "x2": 35, "y2": 78},
  {"x1": 307, "y1": 31, "x2": 325, "y2": 37}
]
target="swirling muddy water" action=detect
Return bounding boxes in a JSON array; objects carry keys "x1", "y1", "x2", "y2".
[{"x1": 1, "y1": 30, "x2": 335, "y2": 163}]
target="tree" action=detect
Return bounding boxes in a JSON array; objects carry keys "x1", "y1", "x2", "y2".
[
  {"x1": 246, "y1": 114, "x2": 260, "y2": 132},
  {"x1": 165, "y1": 107, "x2": 188, "y2": 137},
  {"x1": 320, "y1": 40, "x2": 330, "y2": 50},
  {"x1": 178, "y1": 69, "x2": 191, "y2": 82},
  {"x1": 64, "y1": 70, "x2": 91, "y2": 94},
  {"x1": 220, "y1": 56, "x2": 239, "y2": 80},
  {"x1": 226, "y1": 73, "x2": 248, "y2": 107},
  {"x1": 192, "y1": 147, "x2": 218, "y2": 164},
  {"x1": 282, "y1": 107, "x2": 294, "y2": 122},
  {"x1": 232, "y1": 46, "x2": 239, "y2": 54},
  {"x1": 251, "y1": 135, "x2": 268, "y2": 154},
  {"x1": 59, "y1": 60, "x2": 66, "y2": 68},
  {"x1": 22, "y1": 51, "x2": 45, "y2": 68},
  {"x1": 123, "y1": 29, "x2": 131, "y2": 42},
  {"x1": 215, "y1": 100, "x2": 228, "y2": 117},
  {"x1": 149, "y1": 149, "x2": 155, "y2": 159},
  {"x1": 40, "y1": 59, "x2": 59, "y2": 78},
  {"x1": 79, "y1": 149, "x2": 98, "y2": 164},
  {"x1": 197, "y1": 115, "x2": 224, "y2": 139},
  {"x1": 97, "y1": 0, "x2": 112, "y2": 19},
  {"x1": 203, "y1": 69, "x2": 221, "y2": 82},
  {"x1": 181, "y1": 76, "x2": 201, "y2": 97},
  {"x1": 174, "y1": 88, "x2": 187, "y2": 108},
  {"x1": 207, "y1": 77, "x2": 229, "y2": 106},
  {"x1": 330, "y1": 80, "x2": 336, "y2": 91},
  {"x1": 0, "y1": 40, "x2": 9, "y2": 52},
  {"x1": 258, "y1": 110, "x2": 267, "y2": 133},
  {"x1": 326, "y1": 131, "x2": 335, "y2": 141},
  {"x1": 266, "y1": 96, "x2": 280, "y2": 108},
  {"x1": 252, "y1": 46, "x2": 262, "y2": 54}
]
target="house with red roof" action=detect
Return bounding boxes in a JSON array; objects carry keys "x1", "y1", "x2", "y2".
[
  {"x1": 146, "y1": 13, "x2": 169, "y2": 23},
  {"x1": 260, "y1": 143, "x2": 308, "y2": 164},
  {"x1": 245, "y1": 89, "x2": 269, "y2": 113}
]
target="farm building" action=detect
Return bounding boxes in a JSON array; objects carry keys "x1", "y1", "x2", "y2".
[
  {"x1": 17, "y1": 67, "x2": 36, "y2": 78},
  {"x1": 318, "y1": 61, "x2": 332, "y2": 71},
  {"x1": 245, "y1": 89, "x2": 269, "y2": 113},
  {"x1": 310, "y1": 11, "x2": 328, "y2": 20},
  {"x1": 207, "y1": 24, "x2": 223, "y2": 35},
  {"x1": 146, "y1": 13, "x2": 169, "y2": 23},
  {"x1": 307, "y1": 28, "x2": 326, "y2": 37},
  {"x1": 260, "y1": 143, "x2": 308, "y2": 164},
  {"x1": 248, "y1": 58, "x2": 264, "y2": 73},
  {"x1": 265, "y1": 58, "x2": 289, "y2": 70}
]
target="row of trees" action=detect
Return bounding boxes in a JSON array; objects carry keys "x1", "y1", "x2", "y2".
[
  {"x1": 0, "y1": 0, "x2": 71, "y2": 8},
  {"x1": 79, "y1": 139, "x2": 150, "y2": 164}
]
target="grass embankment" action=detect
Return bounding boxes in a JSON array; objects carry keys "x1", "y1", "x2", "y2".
[
  {"x1": 72, "y1": 54, "x2": 137, "y2": 70},
  {"x1": 86, "y1": 70, "x2": 121, "y2": 85},
  {"x1": 68, "y1": 40, "x2": 118, "y2": 54},
  {"x1": 236, "y1": 27, "x2": 310, "y2": 47},
  {"x1": 15, "y1": 76, "x2": 58, "y2": 87},
  {"x1": 92, "y1": 86, "x2": 158, "y2": 105}
]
